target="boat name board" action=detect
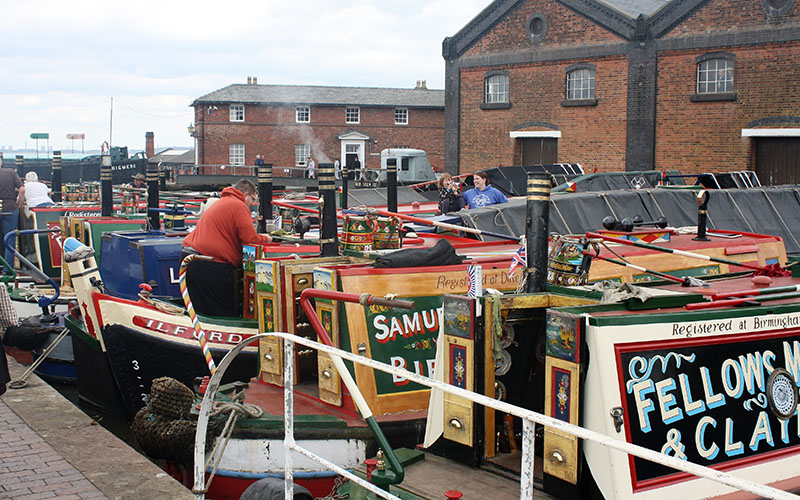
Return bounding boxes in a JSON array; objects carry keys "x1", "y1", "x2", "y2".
[
  {"x1": 367, "y1": 297, "x2": 441, "y2": 393},
  {"x1": 618, "y1": 325, "x2": 800, "y2": 488},
  {"x1": 672, "y1": 312, "x2": 800, "y2": 338},
  {"x1": 434, "y1": 271, "x2": 519, "y2": 291},
  {"x1": 132, "y1": 316, "x2": 251, "y2": 345}
]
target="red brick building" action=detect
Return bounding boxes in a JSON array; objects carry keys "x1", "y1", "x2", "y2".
[
  {"x1": 444, "y1": 0, "x2": 800, "y2": 183},
  {"x1": 190, "y1": 79, "x2": 445, "y2": 174}
]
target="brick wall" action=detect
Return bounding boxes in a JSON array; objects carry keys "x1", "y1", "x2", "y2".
[
  {"x1": 458, "y1": 55, "x2": 629, "y2": 173},
  {"x1": 463, "y1": 0, "x2": 623, "y2": 59},
  {"x1": 197, "y1": 104, "x2": 444, "y2": 172},
  {"x1": 656, "y1": 41, "x2": 800, "y2": 173},
  {"x1": 662, "y1": 0, "x2": 799, "y2": 39},
  {"x1": 450, "y1": 0, "x2": 800, "y2": 176}
]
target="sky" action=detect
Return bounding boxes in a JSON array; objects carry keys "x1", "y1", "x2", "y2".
[{"x1": 0, "y1": 0, "x2": 490, "y2": 154}]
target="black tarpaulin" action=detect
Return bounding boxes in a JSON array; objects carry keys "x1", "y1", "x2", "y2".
[
  {"x1": 347, "y1": 186, "x2": 433, "y2": 207},
  {"x1": 456, "y1": 186, "x2": 800, "y2": 254}
]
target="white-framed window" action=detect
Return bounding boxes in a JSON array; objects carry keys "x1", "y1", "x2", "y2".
[
  {"x1": 346, "y1": 107, "x2": 360, "y2": 124},
  {"x1": 229, "y1": 144, "x2": 245, "y2": 165},
  {"x1": 395, "y1": 108, "x2": 408, "y2": 125},
  {"x1": 566, "y1": 68, "x2": 595, "y2": 100},
  {"x1": 295, "y1": 144, "x2": 310, "y2": 166},
  {"x1": 485, "y1": 74, "x2": 509, "y2": 103},
  {"x1": 296, "y1": 106, "x2": 310, "y2": 123},
  {"x1": 229, "y1": 104, "x2": 244, "y2": 122},
  {"x1": 697, "y1": 58, "x2": 734, "y2": 94}
]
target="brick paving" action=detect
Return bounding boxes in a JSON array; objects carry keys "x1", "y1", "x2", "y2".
[
  {"x1": 0, "y1": 356, "x2": 193, "y2": 500},
  {"x1": 0, "y1": 398, "x2": 107, "y2": 500}
]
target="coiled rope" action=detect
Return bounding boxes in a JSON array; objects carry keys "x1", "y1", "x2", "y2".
[{"x1": 203, "y1": 388, "x2": 263, "y2": 490}]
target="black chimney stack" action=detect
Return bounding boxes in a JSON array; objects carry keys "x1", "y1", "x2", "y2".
[
  {"x1": 525, "y1": 173, "x2": 551, "y2": 293},
  {"x1": 258, "y1": 163, "x2": 273, "y2": 233},
  {"x1": 100, "y1": 153, "x2": 112, "y2": 217},
  {"x1": 51, "y1": 151, "x2": 62, "y2": 203},
  {"x1": 386, "y1": 158, "x2": 398, "y2": 214},
  {"x1": 318, "y1": 163, "x2": 338, "y2": 256}
]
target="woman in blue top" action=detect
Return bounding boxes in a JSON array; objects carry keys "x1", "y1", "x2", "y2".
[{"x1": 463, "y1": 171, "x2": 508, "y2": 208}]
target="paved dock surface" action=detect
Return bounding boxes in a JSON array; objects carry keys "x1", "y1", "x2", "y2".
[{"x1": 1, "y1": 357, "x2": 194, "y2": 500}]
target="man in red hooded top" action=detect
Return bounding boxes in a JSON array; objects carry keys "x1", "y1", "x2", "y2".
[{"x1": 182, "y1": 178, "x2": 272, "y2": 316}]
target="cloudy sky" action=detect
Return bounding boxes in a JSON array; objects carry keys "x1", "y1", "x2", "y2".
[{"x1": 1, "y1": 0, "x2": 489, "y2": 154}]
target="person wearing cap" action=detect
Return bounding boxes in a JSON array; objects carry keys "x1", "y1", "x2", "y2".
[
  {"x1": 23, "y1": 171, "x2": 54, "y2": 208},
  {"x1": 181, "y1": 178, "x2": 272, "y2": 317},
  {"x1": 126, "y1": 173, "x2": 146, "y2": 189}
]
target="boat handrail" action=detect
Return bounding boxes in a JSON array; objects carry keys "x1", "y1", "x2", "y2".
[
  {"x1": 4, "y1": 228, "x2": 61, "y2": 309},
  {"x1": 193, "y1": 330, "x2": 800, "y2": 500}
]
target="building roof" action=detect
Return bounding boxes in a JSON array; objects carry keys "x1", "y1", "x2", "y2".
[
  {"x1": 601, "y1": 0, "x2": 671, "y2": 17},
  {"x1": 148, "y1": 148, "x2": 194, "y2": 165},
  {"x1": 192, "y1": 84, "x2": 445, "y2": 108}
]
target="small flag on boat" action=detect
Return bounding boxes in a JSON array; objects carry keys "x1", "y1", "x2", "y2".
[
  {"x1": 565, "y1": 181, "x2": 577, "y2": 192},
  {"x1": 508, "y1": 243, "x2": 527, "y2": 278},
  {"x1": 467, "y1": 265, "x2": 482, "y2": 298},
  {"x1": 274, "y1": 214, "x2": 282, "y2": 229}
]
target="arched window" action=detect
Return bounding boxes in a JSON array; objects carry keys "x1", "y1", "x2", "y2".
[
  {"x1": 566, "y1": 68, "x2": 595, "y2": 100},
  {"x1": 697, "y1": 58, "x2": 734, "y2": 94},
  {"x1": 485, "y1": 74, "x2": 509, "y2": 104}
]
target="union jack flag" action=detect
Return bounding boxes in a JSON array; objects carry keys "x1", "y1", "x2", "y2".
[
  {"x1": 508, "y1": 244, "x2": 527, "y2": 278},
  {"x1": 467, "y1": 265, "x2": 481, "y2": 298}
]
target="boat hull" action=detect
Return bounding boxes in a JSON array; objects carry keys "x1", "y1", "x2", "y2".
[{"x1": 102, "y1": 323, "x2": 259, "y2": 417}]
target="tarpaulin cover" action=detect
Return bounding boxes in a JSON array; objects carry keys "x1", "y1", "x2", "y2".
[
  {"x1": 347, "y1": 186, "x2": 434, "y2": 208},
  {"x1": 457, "y1": 186, "x2": 800, "y2": 254}
]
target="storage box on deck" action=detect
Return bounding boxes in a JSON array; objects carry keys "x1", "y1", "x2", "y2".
[{"x1": 100, "y1": 230, "x2": 183, "y2": 300}]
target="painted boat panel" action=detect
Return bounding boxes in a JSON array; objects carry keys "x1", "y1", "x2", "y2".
[{"x1": 574, "y1": 276, "x2": 800, "y2": 499}]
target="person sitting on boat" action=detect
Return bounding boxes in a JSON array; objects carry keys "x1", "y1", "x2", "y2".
[
  {"x1": 23, "y1": 172, "x2": 54, "y2": 208},
  {"x1": 462, "y1": 170, "x2": 508, "y2": 208},
  {"x1": 126, "y1": 173, "x2": 146, "y2": 189},
  {"x1": 437, "y1": 173, "x2": 465, "y2": 213},
  {"x1": 181, "y1": 179, "x2": 272, "y2": 317}
]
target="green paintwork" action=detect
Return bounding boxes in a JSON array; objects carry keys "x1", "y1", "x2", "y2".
[
  {"x1": 364, "y1": 294, "x2": 441, "y2": 394},
  {"x1": 555, "y1": 299, "x2": 800, "y2": 327},
  {"x1": 64, "y1": 314, "x2": 102, "y2": 353}
]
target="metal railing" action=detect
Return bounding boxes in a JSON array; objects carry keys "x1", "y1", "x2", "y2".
[{"x1": 193, "y1": 331, "x2": 800, "y2": 500}]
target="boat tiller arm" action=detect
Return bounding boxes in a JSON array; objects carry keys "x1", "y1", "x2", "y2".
[
  {"x1": 300, "y1": 288, "x2": 406, "y2": 485},
  {"x1": 5, "y1": 229, "x2": 61, "y2": 308}
]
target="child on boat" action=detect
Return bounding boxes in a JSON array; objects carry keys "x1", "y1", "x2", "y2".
[{"x1": 438, "y1": 173, "x2": 465, "y2": 213}]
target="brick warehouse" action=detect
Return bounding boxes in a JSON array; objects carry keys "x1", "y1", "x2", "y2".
[
  {"x1": 190, "y1": 79, "x2": 445, "y2": 175},
  {"x1": 443, "y1": 0, "x2": 800, "y2": 184}
]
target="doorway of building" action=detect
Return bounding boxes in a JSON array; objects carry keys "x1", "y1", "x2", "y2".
[
  {"x1": 755, "y1": 137, "x2": 800, "y2": 185},
  {"x1": 344, "y1": 144, "x2": 362, "y2": 181},
  {"x1": 519, "y1": 138, "x2": 558, "y2": 165}
]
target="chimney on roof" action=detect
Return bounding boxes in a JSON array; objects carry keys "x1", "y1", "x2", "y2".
[
  {"x1": 421, "y1": 80, "x2": 427, "y2": 89},
  {"x1": 415, "y1": 80, "x2": 427, "y2": 89},
  {"x1": 253, "y1": 76, "x2": 257, "y2": 84},
  {"x1": 145, "y1": 131, "x2": 154, "y2": 158},
  {"x1": 247, "y1": 76, "x2": 252, "y2": 84}
]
